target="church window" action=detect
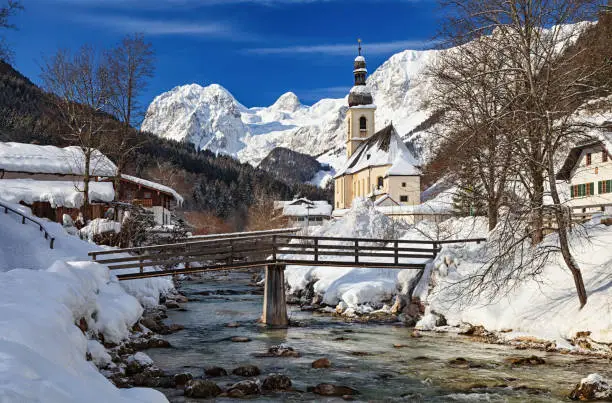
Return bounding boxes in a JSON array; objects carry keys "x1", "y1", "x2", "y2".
[
  {"x1": 586, "y1": 153, "x2": 592, "y2": 166},
  {"x1": 377, "y1": 176, "x2": 383, "y2": 189},
  {"x1": 360, "y1": 117, "x2": 367, "y2": 131},
  {"x1": 400, "y1": 196, "x2": 408, "y2": 202},
  {"x1": 402, "y1": 182, "x2": 406, "y2": 187}
]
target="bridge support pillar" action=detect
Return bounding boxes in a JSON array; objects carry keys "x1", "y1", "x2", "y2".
[{"x1": 262, "y1": 264, "x2": 288, "y2": 327}]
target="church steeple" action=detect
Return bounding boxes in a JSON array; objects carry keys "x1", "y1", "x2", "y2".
[
  {"x1": 346, "y1": 39, "x2": 376, "y2": 158},
  {"x1": 348, "y1": 39, "x2": 373, "y2": 107},
  {"x1": 353, "y1": 39, "x2": 367, "y2": 86}
]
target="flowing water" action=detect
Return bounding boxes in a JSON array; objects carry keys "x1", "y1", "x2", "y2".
[{"x1": 148, "y1": 270, "x2": 611, "y2": 402}]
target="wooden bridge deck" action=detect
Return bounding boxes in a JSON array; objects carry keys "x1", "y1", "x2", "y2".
[
  {"x1": 89, "y1": 232, "x2": 485, "y2": 280},
  {"x1": 89, "y1": 230, "x2": 485, "y2": 326}
]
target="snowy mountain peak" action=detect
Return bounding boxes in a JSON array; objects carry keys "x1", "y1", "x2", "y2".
[
  {"x1": 142, "y1": 46, "x2": 441, "y2": 172},
  {"x1": 270, "y1": 92, "x2": 301, "y2": 113}
]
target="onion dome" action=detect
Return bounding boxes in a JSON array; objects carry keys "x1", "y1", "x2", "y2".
[{"x1": 348, "y1": 39, "x2": 373, "y2": 107}]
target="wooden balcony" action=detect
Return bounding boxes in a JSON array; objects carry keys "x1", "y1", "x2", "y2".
[{"x1": 132, "y1": 198, "x2": 153, "y2": 207}]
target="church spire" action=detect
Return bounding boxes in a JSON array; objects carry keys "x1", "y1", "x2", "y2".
[
  {"x1": 348, "y1": 39, "x2": 373, "y2": 107},
  {"x1": 353, "y1": 39, "x2": 367, "y2": 86}
]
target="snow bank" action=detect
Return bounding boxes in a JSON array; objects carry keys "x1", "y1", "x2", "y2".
[
  {"x1": 0, "y1": 199, "x2": 174, "y2": 402},
  {"x1": 0, "y1": 179, "x2": 115, "y2": 208},
  {"x1": 416, "y1": 216, "x2": 612, "y2": 344},
  {"x1": 79, "y1": 218, "x2": 122, "y2": 242},
  {"x1": 285, "y1": 199, "x2": 419, "y2": 309},
  {"x1": 0, "y1": 260, "x2": 166, "y2": 402}
]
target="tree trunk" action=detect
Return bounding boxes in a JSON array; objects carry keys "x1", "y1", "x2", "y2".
[
  {"x1": 487, "y1": 199, "x2": 498, "y2": 231},
  {"x1": 83, "y1": 148, "x2": 91, "y2": 221},
  {"x1": 546, "y1": 148, "x2": 587, "y2": 308},
  {"x1": 531, "y1": 171, "x2": 545, "y2": 244}
]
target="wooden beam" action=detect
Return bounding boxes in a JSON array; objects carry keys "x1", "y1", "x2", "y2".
[{"x1": 262, "y1": 264, "x2": 288, "y2": 327}]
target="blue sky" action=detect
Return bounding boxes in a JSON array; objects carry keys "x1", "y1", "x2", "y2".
[{"x1": 6, "y1": 0, "x2": 441, "y2": 108}]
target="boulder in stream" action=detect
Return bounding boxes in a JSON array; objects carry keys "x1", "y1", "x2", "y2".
[
  {"x1": 184, "y1": 379, "x2": 222, "y2": 398},
  {"x1": 262, "y1": 374, "x2": 292, "y2": 391},
  {"x1": 255, "y1": 344, "x2": 300, "y2": 358},
  {"x1": 312, "y1": 358, "x2": 331, "y2": 369},
  {"x1": 174, "y1": 373, "x2": 193, "y2": 386},
  {"x1": 505, "y1": 355, "x2": 546, "y2": 366},
  {"x1": 231, "y1": 336, "x2": 251, "y2": 343},
  {"x1": 205, "y1": 366, "x2": 228, "y2": 377},
  {"x1": 232, "y1": 365, "x2": 261, "y2": 377},
  {"x1": 310, "y1": 383, "x2": 359, "y2": 397},
  {"x1": 227, "y1": 379, "x2": 261, "y2": 397},
  {"x1": 569, "y1": 373, "x2": 612, "y2": 401}
]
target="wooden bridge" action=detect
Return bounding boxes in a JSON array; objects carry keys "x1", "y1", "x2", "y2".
[{"x1": 89, "y1": 229, "x2": 485, "y2": 327}]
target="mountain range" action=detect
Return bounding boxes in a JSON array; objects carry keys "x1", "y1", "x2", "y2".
[{"x1": 141, "y1": 49, "x2": 439, "y2": 177}]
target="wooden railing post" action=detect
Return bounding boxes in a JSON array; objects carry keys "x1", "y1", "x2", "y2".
[
  {"x1": 432, "y1": 242, "x2": 438, "y2": 259},
  {"x1": 394, "y1": 240, "x2": 399, "y2": 264},
  {"x1": 314, "y1": 238, "x2": 319, "y2": 262},
  {"x1": 139, "y1": 257, "x2": 144, "y2": 274},
  {"x1": 354, "y1": 240, "x2": 359, "y2": 264},
  {"x1": 229, "y1": 239, "x2": 234, "y2": 264},
  {"x1": 272, "y1": 235, "x2": 277, "y2": 262}
]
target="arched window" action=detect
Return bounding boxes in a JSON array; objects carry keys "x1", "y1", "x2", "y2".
[
  {"x1": 359, "y1": 116, "x2": 367, "y2": 131},
  {"x1": 377, "y1": 176, "x2": 384, "y2": 189}
]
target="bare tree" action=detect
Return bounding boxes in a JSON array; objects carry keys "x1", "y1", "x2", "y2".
[
  {"x1": 41, "y1": 46, "x2": 112, "y2": 219},
  {"x1": 0, "y1": 0, "x2": 23, "y2": 61},
  {"x1": 105, "y1": 33, "x2": 155, "y2": 184},
  {"x1": 427, "y1": 33, "x2": 516, "y2": 231},
  {"x1": 433, "y1": 0, "x2": 609, "y2": 307}
]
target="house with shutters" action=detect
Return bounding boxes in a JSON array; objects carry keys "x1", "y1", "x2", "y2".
[{"x1": 557, "y1": 124, "x2": 612, "y2": 212}]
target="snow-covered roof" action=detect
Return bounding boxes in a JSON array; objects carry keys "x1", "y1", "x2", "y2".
[
  {"x1": 335, "y1": 124, "x2": 421, "y2": 178},
  {"x1": 373, "y1": 194, "x2": 399, "y2": 206},
  {"x1": 281, "y1": 199, "x2": 332, "y2": 217},
  {"x1": 0, "y1": 179, "x2": 115, "y2": 208},
  {"x1": 354, "y1": 55, "x2": 365, "y2": 62},
  {"x1": 0, "y1": 142, "x2": 117, "y2": 177},
  {"x1": 556, "y1": 123, "x2": 612, "y2": 181},
  {"x1": 349, "y1": 85, "x2": 372, "y2": 96},
  {"x1": 120, "y1": 174, "x2": 184, "y2": 205},
  {"x1": 353, "y1": 68, "x2": 368, "y2": 74}
]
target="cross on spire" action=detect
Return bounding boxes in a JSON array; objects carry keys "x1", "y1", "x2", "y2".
[{"x1": 358, "y1": 39, "x2": 362, "y2": 56}]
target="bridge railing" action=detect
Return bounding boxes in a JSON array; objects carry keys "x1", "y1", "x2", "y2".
[
  {"x1": 88, "y1": 231, "x2": 486, "y2": 280},
  {"x1": 0, "y1": 200, "x2": 55, "y2": 249}
]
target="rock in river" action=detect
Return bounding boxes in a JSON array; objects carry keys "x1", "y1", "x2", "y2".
[
  {"x1": 310, "y1": 383, "x2": 359, "y2": 397},
  {"x1": 505, "y1": 355, "x2": 546, "y2": 366},
  {"x1": 312, "y1": 358, "x2": 331, "y2": 369},
  {"x1": 231, "y1": 336, "x2": 251, "y2": 343},
  {"x1": 184, "y1": 379, "x2": 222, "y2": 398},
  {"x1": 205, "y1": 366, "x2": 228, "y2": 377},
  {"x1": 569, "y1": 373, "x2": 612, "y2": 401},
  {"x1": 227, "y1": 379, "x2": 261, "y2": 397},
  {"x1": 232, "y1": 365, "x2": 261, "y2": 377},
  {"x1": 262, "y1": 374, "x2": 292, "y2": 391}
]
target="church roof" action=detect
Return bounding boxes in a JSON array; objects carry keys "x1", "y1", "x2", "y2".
[{"x1": 335, "y1": 124, "x2": 421, "y2": 178}]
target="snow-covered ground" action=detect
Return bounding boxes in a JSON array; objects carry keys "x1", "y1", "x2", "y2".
[
  {"x1": 286, "y1": 199, "x2": 612, "y2": 348},
  {"x1": 0, "y1": 200, "x2": 172, "y2": 402}
]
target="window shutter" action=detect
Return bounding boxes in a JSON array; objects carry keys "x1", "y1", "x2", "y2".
[
  {"x1": 590, "y1": 183, "x2": 595, "y2": 196},
  {"x1": 571, "y1": 185, "x2": 575, "y2": 198},
  {"x1": 599, "y1": 181, "x2": 602, "y2": 194}
]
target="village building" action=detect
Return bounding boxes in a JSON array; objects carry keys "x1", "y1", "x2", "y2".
[
  {"x1": 0, "y1": 142, "x2": 184, "y2": 226},
  {"x1": 557, "y1": 125, "x2": 612, "y2": 213},
  {"x1": 112, "y1": 174, "x2": 184, "y2": 226},
  {"x1": 274, "y1": 198, "x2": 332, "y2": 227},
  {"x1": 334, "y1": 43, "x2": 422, "y2": 213},
  {"x1": 0, "y1": 142, "x2": 117, "y2": 222}
]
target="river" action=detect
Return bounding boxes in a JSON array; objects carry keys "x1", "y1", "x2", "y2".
[{"x1": 147, "y1": 270, "x2": 611, "y2": 402}]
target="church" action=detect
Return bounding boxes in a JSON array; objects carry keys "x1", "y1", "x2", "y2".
[{"x1": 334, "y1": 43, "x2": 422, "y2": 211}]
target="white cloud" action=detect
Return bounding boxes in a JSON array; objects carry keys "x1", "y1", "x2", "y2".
[
  {"x1": 75, "y1": 15, "x2": 256, "y2": 40},
  {"x1": 247, "y1": 39, "x2": 436, "y2": 55}
]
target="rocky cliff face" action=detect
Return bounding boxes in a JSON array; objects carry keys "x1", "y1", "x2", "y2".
[
  {"x1": 142, "y1": 48, "x2": 440, "y2": 171},
  {"x1": 258, "y1": 147, "x2": 326, "y2": 185}
]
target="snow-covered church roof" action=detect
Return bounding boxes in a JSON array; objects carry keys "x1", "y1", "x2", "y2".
[
  {"x1": 0, "y1": 142, "x2": 117, "y2": 177},
  {"x1": 335, "y1": 124, "x2": 421, "y2": 178}
]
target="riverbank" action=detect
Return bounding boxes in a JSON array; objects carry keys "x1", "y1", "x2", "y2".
[{"x1": 145, "y1": 270, "x2": 612, "y2": 402}]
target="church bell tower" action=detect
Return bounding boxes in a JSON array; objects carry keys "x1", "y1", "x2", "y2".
[{"x1": 346, "y1": 39, "x2": 376, "y2": 158}]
